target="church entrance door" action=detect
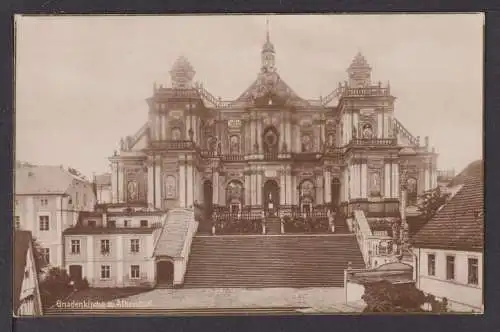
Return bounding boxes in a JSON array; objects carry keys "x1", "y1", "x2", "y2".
[
  {"x1": 263, "y1": 180, "x2": 280, "y2": 217},
  {"x1": 331, "y1": 178, "x2": 341, "y2": 211}
]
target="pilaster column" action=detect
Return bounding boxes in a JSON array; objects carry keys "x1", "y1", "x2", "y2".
[
  {"x1": 147, "y1": 160, "x2": 154, "y2": 207},
  {"x1": 291, "y1": 174, "x2": 296, "y2": 205},
  {"x1": 186, "y1": 161, "x2": 194, "y2": 208},
  {"x1": 111, "y1": 162, "x2": 118, "y2": 203},
  {"x1": 212, "y1": 170, "x2": 219, "y2": 205},
  {"x1": 179, "y1": 159, "x2": 186, "y2": 208},
  {"x1": 377, "y1": 112, "x2": 383, "y2": 138},
  {"x1": 116, "y1": 235, "x2": 123, "y2": 285},
  {"x1": 344, "y1": 167, "x2": 349, "y2": 202},
  {"x1": 250, "y1": 119, "x2": 255, "y2": 152},
  {"x1": 285, "y1": 119, "x2": 291, "y2": 151},
  {"x1": 353, "y1": 112, "x2": 359, "y2": 139},
  {"x1": 118, "y1": 164, "x2": 124, "y2": 203},
  {"x1": 295, "y1": 123, "x2": 300, "y2": 152},
  {"x1": 257, "y1": 120, "x2": 263, "y2": 153},
  {"x1": 280, "y1": 170, "x2": 286, "y2": 205},
  {"x1": 256, "y1": 169, "x2": 262, "y2": 205},
  {"x1": 424, "y1": 163, "x2": 430, "y2": 192},
  {"x1": 384, "y1": 162, "x2": 391, "y2": 198},
  {"x1": 316, "y1": 175, "x2": 323, "y2": 205},
  {"x1": 392, "y1": 162, "x2": 400, "y2": 198},
  {"x1": 155, "y1": 114, "x2": 161, "y2": 141},
  {"x1": 154, "y1": 158, "x2": 162, "y2": 208},
  {"x1": 325, "y1": 168, "x2": 332, "y2": 204},
  {"x1": 244, "y1": 171, "x2": 251, "y2": 206},
  {"x1": 55, "y1": 197, "x2": 63, "y2": 267},
  {"x1": 361, "y1": 161, "x2": 367, "y2": 198},
  {"x1": 286, "y1": 169, "x2": 292, "y2": 204}
]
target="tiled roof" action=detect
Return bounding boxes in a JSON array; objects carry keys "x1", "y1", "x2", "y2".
[
  {"x1": 412, "y1": 160, "x2": 483, "y2": 252},
  {"x1": 15, "y1": 165, "x2": 88, "y2": 195},
  {"x1": 13, "y1": 231, "x2": 35, "y2": 313}
]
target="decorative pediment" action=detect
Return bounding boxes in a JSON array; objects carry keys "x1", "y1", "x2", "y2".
[{"x1": 236, "y1": 71, "x2": 309, "y2": 107}]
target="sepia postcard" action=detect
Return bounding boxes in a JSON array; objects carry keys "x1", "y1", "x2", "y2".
[{"x1": 13, "y1": 13, "x2": 484, "y2": 317}]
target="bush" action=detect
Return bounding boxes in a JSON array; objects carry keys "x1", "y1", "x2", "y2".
[
  {"x1": 362, "y1": 281, "x2": 448, "y2": 313},
  {"x1": 39, "y1": 267, "x2": 73, "y2": 308}
]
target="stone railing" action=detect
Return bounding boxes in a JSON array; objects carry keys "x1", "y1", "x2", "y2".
[
  {"x1": 282, "y1": 215, "x2": 330, "y2": 233},
  {"x1": 343, "y1": 86, "x2": 391, "y2": 97},
  {"x1": 352, "y1": 210, "x2": 395, "y2": 268},
  {"x1": 149, "y1": 140, "x2": 196, "y2": 150},
  {"x1": 194, "y1": 82, "x2": 233, "y2": 109},
  {"x1": 393, "y1": 118, "x2": 419, "y2": 146},
  {"x1": 349, "y1": 138, "x2": 397, "y2": 147}
]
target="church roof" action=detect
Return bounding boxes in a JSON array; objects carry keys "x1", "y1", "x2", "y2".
[
  {"x1": 15, "y1": 165, "x2": 87, "y2": 195},
  {"x1": 411, "y1": 160, "x2": 484, "y2": 252},
  {"x1": 235, "y1": 71, "x2": 309, "y2": 107}
]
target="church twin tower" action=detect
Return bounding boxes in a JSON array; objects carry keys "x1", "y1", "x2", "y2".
[{"x1": 109, "y1": 23, "x2": 437, "y2": 223}]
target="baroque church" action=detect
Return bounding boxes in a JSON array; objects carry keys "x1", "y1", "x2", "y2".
[{"x1": 109, "y1": 26, "x2": 437, "y2": 235}]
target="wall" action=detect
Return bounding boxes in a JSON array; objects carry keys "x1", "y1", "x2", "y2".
[
  {"x1": 64, "y1": 233, "x2": 156, "y2": 288},
  {"x1": 416, "y1": 247, "x2": 483, "y2": 311}
]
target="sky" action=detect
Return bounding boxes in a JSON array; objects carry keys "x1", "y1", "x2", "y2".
[{"x1": 15, "y1": 14, "x2": 484, "y2": 179}]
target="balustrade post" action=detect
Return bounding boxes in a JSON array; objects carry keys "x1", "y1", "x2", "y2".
[
  {"x1": 211, "y1": 223, "x2": 216, "y2": 235},
  {"x1": 280, "y1": 218, "x2": 284, "y2": 234}
]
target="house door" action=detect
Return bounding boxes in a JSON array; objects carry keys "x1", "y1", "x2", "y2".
[
  {"x1": 69, "y1": 265, "x2": 83, "y2": 281},
  {"x1": 263, "y1": 180, "x2": 280, "y2": 217},
  {"x1": 156, "y1": 260, "x2": 174, "y2": 285}
]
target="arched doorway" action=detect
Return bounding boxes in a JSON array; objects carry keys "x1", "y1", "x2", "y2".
[
  {"x1": 203, "y1": 180, "x2": 213, "y2": 219},
  {"x1": 299, "y1": 179, "x2": 315, "y2": 217},
  {"x1": 156, "y1": 260, "x2": 174, "y2": 286},
  {"x1": 331, "y1": 178, "x2": 341, "y2": 211},
  {"x1": 263, "y1": 180, "x2": 280, "y2": 217}
]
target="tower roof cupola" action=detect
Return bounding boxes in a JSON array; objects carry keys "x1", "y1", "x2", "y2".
[
  {"x1": 169, "y1": 56, "x2": 196, "y2": 89},
  {"x1": 261, "y1": 17, "x2": 276, "y2": 73}
]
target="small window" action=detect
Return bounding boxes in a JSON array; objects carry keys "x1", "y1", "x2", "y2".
[
  {"x1": 140, "y1": 220, "x2": 148, "y2": 228},
  {"x1": 446, "y1": 255, "x2": 455, "y2": 280},
  {"x1": 14, "y1": 216, "x2": 20, "y2": 230},
  {"x1": 130, "y1": 265, "x2": 140, "y2": 279},
  {"x1": 124, "y1": 220, "x2": 130, "y2": 228},
  {"x1": 107, "y1": 220, "x2": 116, "y2": 228},
  {"x1": 71, "y1": 240, "x2": 80, "y2": 254},
  {"x1": 101, "y1": 239, "x2": 110, "y2": 255},
  {"x1": 68, "y1": 197, "x2": 73, "y2": 205},
  {"x1": 41, "y1": 248, "x2": 50, "y2": 265},
  {"x1": 24, "y1": 270, "x2": 29, "y2": 279},
  {"x1": 468, "y1": 258, "x2": 479, "y2": 285},
  {"x1": 40, "y1": 198, "x2": 48, "y2": 207},
  {"x1": 427, "y1": 254, "x2": 436, "y2": 276},
  {"x1": 130, "y1": 239, "x2": 140, "y2": 253},
  {"x1": 39, "y1": 216, "x2": 49, "y2": 231},
  {"x1": 100, "y1": 265, "x2": 110, "y2": 279},
  {"x1": 88, "y1": 220, "x2": 96, "y2": 228},
  {"x1": 15, "y1": 199, "x2": 19, "y2": 206}
]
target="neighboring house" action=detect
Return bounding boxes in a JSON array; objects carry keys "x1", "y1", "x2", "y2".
[
  {"x1": 14, "y1": 165, "x2": 96, "y2": 267},
  {"x1": 63, "y1": 205, "x2": 165, "y2": 287},
  {"x1": 411, "y1": 160, "x2": 483, "y2": 312},
  {"x1": 95, "y1": 173, "x2": 112, "y2": 204},
  {"x1": 13, "y1": 231, "x2": 43, "y2": 316}
]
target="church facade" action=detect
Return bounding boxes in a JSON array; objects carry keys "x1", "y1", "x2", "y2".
[{"x1": 108, "y1": 30, "x2": 438, "y2": 232}]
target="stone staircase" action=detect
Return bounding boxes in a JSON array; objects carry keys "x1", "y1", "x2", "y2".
[
  {"x1": 265, "y1": 217, "x2": 282, "y2": 234},
  {"x1": 183, "y1": 234, "x2": 365, "y2": 288}
]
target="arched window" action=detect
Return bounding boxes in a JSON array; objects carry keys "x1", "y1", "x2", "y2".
[
  {"x1": 407, "y1": 177, "x2": 418, "y2": 205},
  {"x1": 165, "y1": 175, "x2": 177, "y2": 199},
  {"x1": 226, "y1": 180, "x2": 244, "y2": 212},
  {"x1": 229, "y1": 135, "x2": 240, "y2": 154},
  {"x1": 171, "y1": 127, "x2": 182, "y2": 140},
  {"x1": 362, "y1": 123, "x2": 374, "y2": 139},
  {"x1": 301, "y1": 134, "x2": 312, "y2": 152}
]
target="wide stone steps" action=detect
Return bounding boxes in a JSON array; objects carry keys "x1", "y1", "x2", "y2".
[{"x1": 183, "y1": 234, "x2": 365, "y2": 288}]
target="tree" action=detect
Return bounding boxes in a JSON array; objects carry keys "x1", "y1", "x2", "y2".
[
  {"x1": 31, "y1": 237, "x2": 49, "y2": 273},
  {"x1": 362, "y1": 280, "x2": 448, "y2": 313},
  {"x1": 39, "y1": 267, "x2": 73, "y2": 308},
  {"x1": 417, "y1": 187, "x2": 450, "y2": 220}
]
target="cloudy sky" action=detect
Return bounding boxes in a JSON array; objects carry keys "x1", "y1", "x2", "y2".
[{"x1": 15, "y1": 14, "x2": 483, "y2": 178}]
